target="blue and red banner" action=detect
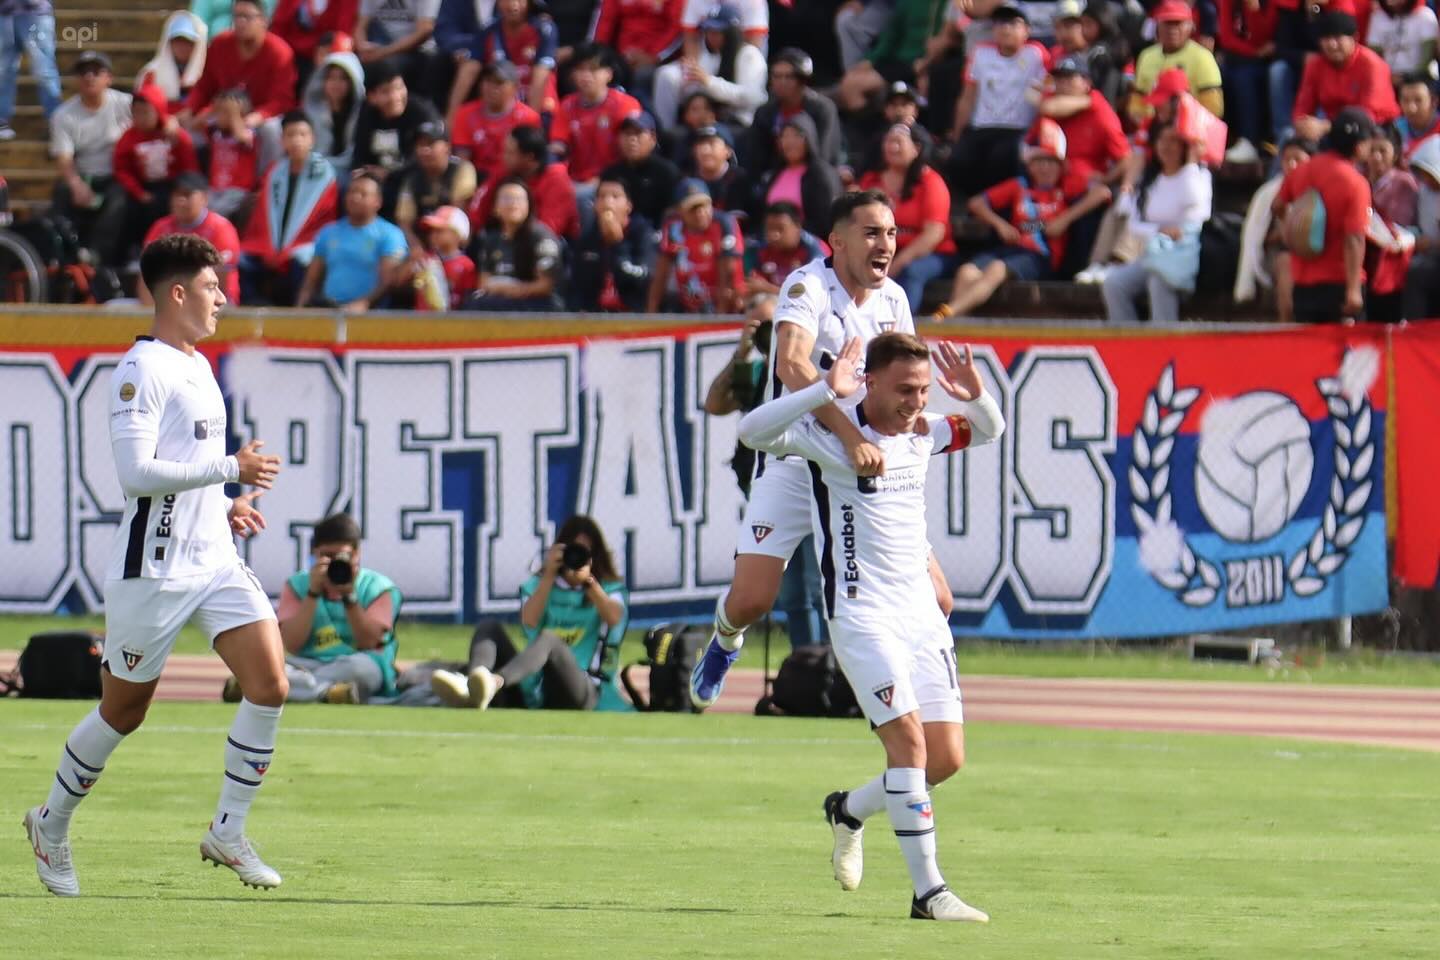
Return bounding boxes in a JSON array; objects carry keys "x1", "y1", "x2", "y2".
[{"x1": 0, "y1": 313, "x2": 1394, "y2": 637}]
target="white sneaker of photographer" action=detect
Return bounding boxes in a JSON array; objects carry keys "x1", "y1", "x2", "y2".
[
  {"x1": 467, "y1": 666, "x2": 502, "y2": 710},
  {"x1": 430, "y1": 669, "x2": 473, "y2": 707},
  {"x1": 200, "y1": 828, "x2": 282, "y2": 889},
  {"x1": 24, "y1": 806, "x2": 79, "y2": 897}
]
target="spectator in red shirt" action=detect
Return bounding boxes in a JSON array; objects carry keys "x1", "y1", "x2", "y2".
[
  {"x1": 271, "y1": 0, "x2": 358, "y2": 92},
  {"x1": 451, "y1": 61, "x2": 541, "y2": 190},
  {"x1": 1294, "y1": 12, "x2": 1399, "y2": 143},
  {"x1": 141, "y1": 172, "x2": 242, "y2": 304},
  {"x1": 932, "y1": 119, "x2": 1109, "y2": 319},
  {"x1": 746, "y1": 201, "x2": 827, "y2": 296},
  {"x1": 549, "y1": 43, "x2": 642, "y2": 188},
  {"x1": 1273, "y1": 106, "x2": 1376, "y2": 322},
  {"x1": 114, "y1": 84, "x2": 201, "y2": 266},
  {"x1": 448, "y1": 0, "x2": 558, "y2": 122},
  {"x1": 1216, "y1": 0, "x2": 1278, "y2": 161},
  {"x1": 414, "y1": 204, "x2": 477, "y2": 310},
  {"x1": 1036, "y1": 56, "x2": 1128, "y2": 186},
  {"x1": 205, "y1": 89, "x2": 261, "y2": 230},
  {"x1": 181, "y1": 0, "x2": 298, "y2": 129},
  {"x1": 649, "y1": 178, "x2": 744, "y2": 313},
  {"x1": 858, "y1": 124, "x2": 956, "y2": 311},
  {"x1": 469, "y1": 124, "x2": 579, "y2": 239},
  {"x1": 589, "y1": 0, "x2": 684, "y2": 91},
  {"x1": 1397, "y1": 73, "x2": 1440, "y2": 158}
]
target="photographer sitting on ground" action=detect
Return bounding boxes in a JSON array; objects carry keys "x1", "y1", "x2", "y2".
[
  {"x1": 240, "y1": 512, "x2": 402, "y2": 704},
  {"x1": 430, "y1": 515, "x2": 628, "y2": 710}
]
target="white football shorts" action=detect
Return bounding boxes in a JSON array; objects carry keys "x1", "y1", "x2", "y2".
[
  {"x1": 103, "y1": 562, "x2": 275, "y2": 683},
  {"x1": 830, "y1": 616, "x2": 965, "y2": 727},
  {"x1": 736, "y1": 456, "x2": 814, "y2": 560}
]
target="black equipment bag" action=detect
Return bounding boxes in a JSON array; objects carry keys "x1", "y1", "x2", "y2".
[
  {"x1": 12, "y1": 632, "x2": 105, "y2": 699},
  {"x1": 620, "y1": 623, "x2": 706, "y2": 712},
  {"x1": 755, "y1": 645, "x2": 861, "y2": 719}
]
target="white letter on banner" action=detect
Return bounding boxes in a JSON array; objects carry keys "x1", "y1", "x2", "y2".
[
  {"x1": 73, "y1": 356, "x2": 125, "y2": 608},
  {"x1": 352, "y1": 355, "x2": 461, "y2": 614},
  {"x1": 925, "y1": 347, "x2": 1008, "y2": 611},
  {"x1": 687, "y1": 333, "x2": 748, "y2": 588},
  {"x1": 463, "y1": 348, "x2": 578, "y2": 609},
  {"x1": 226, "y1": 347, "x2": 347, "y2": 594},
  {"x1": 577, "y1": 338, "x2": 686, "y2": 594},
  {"x1": 1008, "y1": 348, "x2": 1117, "y2": 614},
  {"x1": 0, "y1": 356, "x2": 72, "y2": 611}
]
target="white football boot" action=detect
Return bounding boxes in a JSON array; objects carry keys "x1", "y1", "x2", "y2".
[
  {"x1": 24, "y1": 806, "x2": 79, "y2": 897},
  {"x1": 200, "y1": 827, "x2": 282, "y2": 889}
]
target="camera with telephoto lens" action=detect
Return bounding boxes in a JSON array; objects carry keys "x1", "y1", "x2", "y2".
[
  {"x1": 752, "y1": 318, "x2": 773, "y2": 357},
  {"x1": 326, "y1": 550, "x2": 355, "y2": 586},
  {"x1": 560, "y1": 542, "x2": 591, "y2": 572}
]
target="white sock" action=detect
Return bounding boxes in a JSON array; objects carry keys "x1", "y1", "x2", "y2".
[
  {"x1": 713, "y1": 590, "x2": 746, "y2": 652},
  {"x1": 213, "y1": 699, "x2": 282, "y2": 842},
  {"x1": 39, "y1": 708, "x2": 126, "y2": 837},
  {"x1": 885, "y1": 766, "x2": 945, "y2": 897},
  {"x1": 847, "y1": 774, "x2": 937, "y2": 823}
]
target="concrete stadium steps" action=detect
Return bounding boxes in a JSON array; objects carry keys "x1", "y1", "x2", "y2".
[{"x1": 4, "y1": 650, "x2": 1435, "y2": 751}]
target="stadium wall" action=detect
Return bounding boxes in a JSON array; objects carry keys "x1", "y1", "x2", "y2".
[{"x1": 2, "y1": 307, "x2": 1435, "y2": 638}]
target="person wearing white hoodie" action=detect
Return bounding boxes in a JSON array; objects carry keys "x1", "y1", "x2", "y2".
[
  {"x1": 134, "y1": 12, "x2": 208, "y2": 114},
  {"x1": 1402, "y1": 135, "x2": 1440, "y2": 320},
  {"x1": 297, "y1": 49, "x2": 365, "y2": 182}
]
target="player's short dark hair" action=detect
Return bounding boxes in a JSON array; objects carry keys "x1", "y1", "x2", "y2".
[
  {"x1": 313, "y1": 512, "x2": 361, "y2": 549},
  {"x1": 866, "y1": 332, "x2": 930, "y2": 374},
  {"x1": 510, "y1": 124, "x2": 549, "y2": 164},
  {"x1": 831, "y1": 190, "x2": 892, "y2": 228},
  {"x1": 765, "y1": 201, "x2": 802, "y2": 223},
  {"x1": 280, "y1": 109, "x2": 312, "y2": 130},
  {"x1": 139, "y1": 234, "x2": 224, "y2": 298}
]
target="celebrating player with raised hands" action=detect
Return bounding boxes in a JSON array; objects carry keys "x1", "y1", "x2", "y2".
[
  {"x1": 24, "y1": 234, "x2": 289, "y2": 897},
  {"x1": 736, "y1": 331, "x2": 1004, "y2": 923},
  {"x1": 691, "y1": 190, "x2": 955, "y2": 710}
]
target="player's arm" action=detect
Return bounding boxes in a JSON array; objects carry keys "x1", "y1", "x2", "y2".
[
  {"x1": 739, "y1": 337, "x2": 864, "y2": 467},
  {"x1": 926, "y1": 341, "x2": 1006, "y2": 452},
  {"x1": 773, "y1": 295, "x2": 884, "y2": 473}
]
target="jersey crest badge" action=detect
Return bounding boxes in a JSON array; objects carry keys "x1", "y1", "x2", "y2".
[
  {"x1": 119, "y1": 382, "x2": 136, "y2": 402},
  {"x1": 121, "y1": 648, "x2": 144, "y2": 671},
  {"x1": 872, "y1": 682, "x2": 895, "y2": 707},
  {"x1": 751, "y1": 523, "x2": 774, "y2": 543},
  {"x1": 786, "y1": 283, "x2": 805, "y2": 298}
]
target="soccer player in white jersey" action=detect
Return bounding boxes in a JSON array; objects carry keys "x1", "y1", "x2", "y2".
[
  {"x1": 691, "y1": 190, "x2": 953, "y2": 708},
  {"x1": 23, "y1": 235, "x2": 288, "y2": 897},
  {"x1": 737, "y1": 332, "x2": 1005, "y2": 922}
]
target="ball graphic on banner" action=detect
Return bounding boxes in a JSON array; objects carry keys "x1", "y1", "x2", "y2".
[{"x1": 1195, "y1": 392, "x2": 1314, "y2": 543}]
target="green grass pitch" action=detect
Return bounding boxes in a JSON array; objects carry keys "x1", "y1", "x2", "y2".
[{"x1": 2, "y1": 702, "x2": 1436, "y2": 959}]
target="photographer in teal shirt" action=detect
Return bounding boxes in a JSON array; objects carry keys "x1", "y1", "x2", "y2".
[
  {"x1": 273, "y1": 513, "x2": 402, "y2": 704},
  {"x1": 431, "y1": 515, "x2": 629, "y2": 710}
]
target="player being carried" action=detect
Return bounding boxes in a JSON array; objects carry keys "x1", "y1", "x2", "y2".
[
  {"x1": 690, "y1": 189, "x2": 953, "y2": 709},
  {"x1": 24, "y1": 234, "x2": 288, "y2": 897},
  {"x1": 737, "y1": 332, "x2": 1005, "y2": 922}
]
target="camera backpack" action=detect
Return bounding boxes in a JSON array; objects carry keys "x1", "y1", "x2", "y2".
[
  {"x1": 3, "y1": 632, "x2": 105, "y2": 699},
  {"x1": 755, "y1": 645, "x2": 861, "y2": 719},
  {"x1": 620, "y1": 622, "x2": 706, "y2": 713}
]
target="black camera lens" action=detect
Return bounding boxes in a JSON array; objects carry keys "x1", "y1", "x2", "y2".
[
  {"x1": 327, "y1": 551, "x2": 354, "y2": 586},
  {"x1": 753, "y1": 319, "x2": 773, "y2": 356},
  {"x1": 561, "y1": 543, "x2": 591, "y2": 571}
]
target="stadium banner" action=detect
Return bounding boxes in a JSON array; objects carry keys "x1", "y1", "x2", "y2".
[
  {"x1": 0, "y1": 313, "x2": 1392, "y2": 637},
  {"x1": 1392, "y1": 323, "x2": 1440, "y2": 589}
]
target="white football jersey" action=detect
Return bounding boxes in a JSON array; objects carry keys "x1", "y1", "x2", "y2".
[
  {"x1": 759, "y1": 396, "x2": 984, "y2": 623},
  {"x1": 107, "y1": 337, "x2": 238, "y2": 581},
  {"x1": 766, "y1": 257, "x2": 915, "y2": 408}
]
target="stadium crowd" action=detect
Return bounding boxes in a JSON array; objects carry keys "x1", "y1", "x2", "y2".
[{"x1": 7, "y1": 0, "x2": 1440, "y2": 321}]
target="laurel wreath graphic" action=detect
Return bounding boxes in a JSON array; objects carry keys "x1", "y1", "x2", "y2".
[{"x1": 1128, "y1": 354, "x2": 1376, "y2": 608}]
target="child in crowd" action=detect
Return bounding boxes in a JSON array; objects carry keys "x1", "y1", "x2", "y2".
[
  {"x1": 746, "y1": 201, "x2": 827, "y2": 296},
  {"x1": 414, "y1": 205, "x2": 478, "y2": 311},
  {"x1": 206, "y1": 89, "x2": 262, "y2": 227}
]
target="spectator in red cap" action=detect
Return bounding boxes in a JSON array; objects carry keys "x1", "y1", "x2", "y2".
[
  {"x1": 1129, "y1": 0, "x2": 1223, "y2": 127},
  {"x1": 1273, "y1": 106, "x2": 1376, "y2": 322},
  {"x1": 931, "y1": 119, "x2": 1109, "y2": 319},
  {"x1": 1035, "y1": 56, "x2": 1128, "y2": 187},
  {"x1": 1215, "y1": 0, "x2": 1277, "y2": 163},
  {"x1": 1293, "y1": 11, "x2": 1399, "y2": 142},
  {"x1": 413, "y1": 204, "x2": 477, "y2": 310}
]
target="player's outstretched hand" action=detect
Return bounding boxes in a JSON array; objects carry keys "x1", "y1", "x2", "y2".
[
  {"x1": 935, "y1": 341, "x2": 985, "y2": 403},
  {"x1": 228, "y1": 493, "x2": 267, "y2": 539},
  {"x1": 827, "y1": 337, "x2": 864, "y2": 399},
  {"x1": 236, "y1": 440, "x2": 281, "y2": 490}
]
